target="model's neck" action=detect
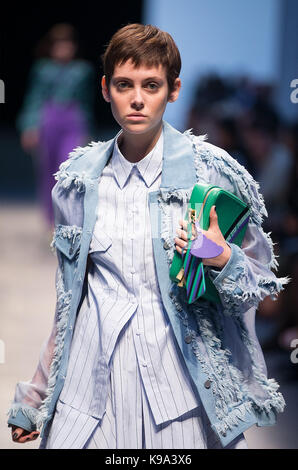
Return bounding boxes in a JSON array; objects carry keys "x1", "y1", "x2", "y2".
[{"x1": 118, "y1": 122, "x2": 163, "y2": 163}]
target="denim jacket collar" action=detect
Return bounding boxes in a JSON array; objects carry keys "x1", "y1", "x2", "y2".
[{"x1": 62, "y1": 120, "x2": 197, "y2": 191}]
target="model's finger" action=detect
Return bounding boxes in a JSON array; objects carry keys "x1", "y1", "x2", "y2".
[
  {"x1": 18, "y1": 435, "x2": 32, "y2": 443},
  {"x1": 208, "y1": 206, "x2": 218, "y2": 230},
  {"x1": 18, "y1": 431, "x2": 38, "y2": 443},
  {"x1": 174, "y1": 237, "x2": 189, "y2": 250},
  {"x1": 175, "y1": 244, "x2": 182, "y2": 254},
  {"x1": 12, "y1": 427, "x2": 25, "y2": 441},
  {"x1": 175, "y1": 228, "x2": 187, "y2": 240}
]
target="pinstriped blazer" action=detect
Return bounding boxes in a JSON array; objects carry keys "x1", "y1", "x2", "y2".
[{"x1": 56, "y1": 128, "x2": 201, "y2": 426}]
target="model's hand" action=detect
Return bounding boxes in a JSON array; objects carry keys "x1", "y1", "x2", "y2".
[
  {"x1": 174, "y1": 206, "x2": 231, "y2": 269},
  {"x1": 10, "y1": 425, "x2": 40, "y2": 443}
]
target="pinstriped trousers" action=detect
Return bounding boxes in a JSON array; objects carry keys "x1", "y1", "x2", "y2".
[{"x1": 44, "y1": 318, "x2": 248, "y2": 449}]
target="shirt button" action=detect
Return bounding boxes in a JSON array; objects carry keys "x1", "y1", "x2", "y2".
[
  {"x1": 131, "y1": 266, "x2": 136, "y2": 274},
  {"x1": 142, "y1": 362, "x2": 147, "y2": 367},
  {"x1": 135, "y1": 329, "x2": 142, "y2": 335},
  {"x1": 204, "y1": 380, "x2": 211, "y2": 389},
  {"x1": 184, "y1": 334, "x2": 192, "y2": 344},
  {"x1": 163, "y1": 241, "x2": 171, "y2": 250}
]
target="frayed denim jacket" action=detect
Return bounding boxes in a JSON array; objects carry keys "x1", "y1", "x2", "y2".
[{"x1": 7, "y1": 120, "x2": 290, "y2": 447}]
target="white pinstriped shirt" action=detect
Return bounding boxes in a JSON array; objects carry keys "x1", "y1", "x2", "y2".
[{"x1": 59, "y1": 127, "x2": 200, "y2": 425}]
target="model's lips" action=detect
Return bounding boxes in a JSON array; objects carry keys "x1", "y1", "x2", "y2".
[{"x1": 127, "y1": 114, "x2": 146, "y2": 119}]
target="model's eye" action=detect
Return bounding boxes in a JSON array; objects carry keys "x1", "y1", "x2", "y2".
[
  {"x1": 117, "y1": 82, "x2": 130, "y2": 89},
  {"x1": 146, "y1": 83, "x2": 159, "y2": 90}
]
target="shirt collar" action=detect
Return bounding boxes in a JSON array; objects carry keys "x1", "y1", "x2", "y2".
[{"x1": 111, "y1": 128, "x2": 163, "y2": 189}]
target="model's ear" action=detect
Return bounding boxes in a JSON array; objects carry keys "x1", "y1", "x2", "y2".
[
  {"x1": 101, "y1": 75, "x2": 111, "y2": 103},
  {"x1": 168, "y1": 77, "x2": 181, "y2": 103}
]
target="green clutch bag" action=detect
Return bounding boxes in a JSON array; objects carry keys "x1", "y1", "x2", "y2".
[{"x1": 169, "y1": 183, "x2": 251, "y2": 304}]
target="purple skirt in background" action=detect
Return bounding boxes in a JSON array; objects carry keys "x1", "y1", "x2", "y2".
[{"x1": 37, "y1": 100, "x2": 88, "y2": 227}]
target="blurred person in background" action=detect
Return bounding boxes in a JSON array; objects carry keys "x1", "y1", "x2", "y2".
[
  {"x1": 186, "y1": 74, "x2": 254, "y2": 173},
  {"x1": 240, "y1": 106, "x2": 293, "y2": 318},
  {"x1": 278, "y1": 122, "x2": 298, "y2": 351},
  {"x1": 187, "y1": 75, "x2": 295, "y2": 342},
  {"x1": 186, "y1": 74, "x2": 233, "y2": 144},
  {"x1": 240, "y1": 92, "x2": 293, "y2": 230},
  {"x1": 18, "y1": 23, "x2": 96, "y2": 231},
  {"x1": 261, "y1": 121, "x2": 298, "y2": 355},
  {"x1": 213, "y1": 115, "x2": 254, "y2": 174}
]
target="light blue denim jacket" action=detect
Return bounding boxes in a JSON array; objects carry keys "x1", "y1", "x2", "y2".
[{"x1": 7, "y1": 120, "x2": 290, "y2": 447}]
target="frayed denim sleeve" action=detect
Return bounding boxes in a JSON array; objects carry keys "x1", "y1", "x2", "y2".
[
  {"x1": 7, "y1": 405, "x2": 38, "y2": 433},
  {"x1": 206, "y1": 222, "x2": 291, "y2": 317},
  {"x1": 7, "y1": 267, "x2": 60, "y2": 431},
  {"x1": 190, "y1": 141, "x2": 292, "y2": 318}
]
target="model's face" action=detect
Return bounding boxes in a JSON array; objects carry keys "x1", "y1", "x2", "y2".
[
  {"x1": 101, "y1": 59, "x2": 181, "y2": 135},
  {"x1": 50, "y1": 40, "x2": 77, "y2": 63}
]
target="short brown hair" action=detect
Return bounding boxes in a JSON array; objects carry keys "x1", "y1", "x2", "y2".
[{"x1": 101, "y1": 23, "x2": 181, "y2": 93}]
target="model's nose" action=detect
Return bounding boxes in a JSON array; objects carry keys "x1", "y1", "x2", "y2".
[
  {"x1": 131, "y1": 101, "x2": 144, "y2": 111},
  {"x1": 131, "y1": 88, "x2": 144, "y2": 110}
]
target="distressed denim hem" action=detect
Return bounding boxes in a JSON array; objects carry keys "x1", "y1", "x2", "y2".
[
  {"x1": 37, "y1": 270, "x2": 72, "y2": 430},
  {"x1": 7, "y1": 403, "x2": 38, "y2": 432}
]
